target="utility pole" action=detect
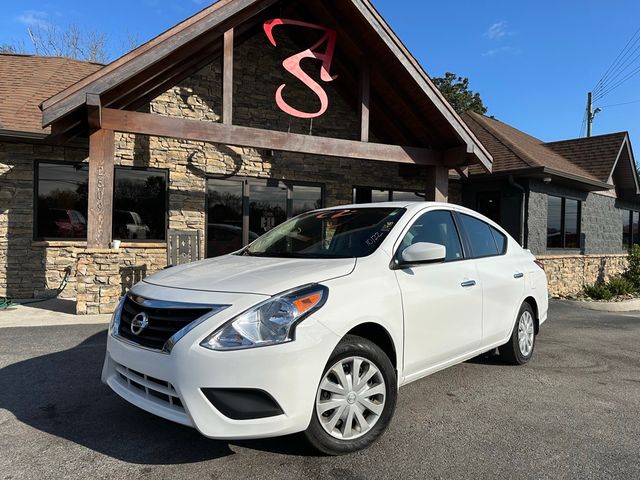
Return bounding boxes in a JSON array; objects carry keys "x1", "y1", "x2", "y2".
[
  {"x1": 586, "y1": 92, "x2": 593, "y2": 137},
  {"x1": 586, "y1": 91, "x2": 601, "y2": 138}
]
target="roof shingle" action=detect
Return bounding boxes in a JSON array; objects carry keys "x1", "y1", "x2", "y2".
[
  {"x1": 462, "y1": 111, "x2": 610, "y2": 185},
  {"x1": 545, "y1": 133, "x2": 628, "y2": 183},
  {"x1": 0, "y1": 54, "x2": 103, "y2": 135}
]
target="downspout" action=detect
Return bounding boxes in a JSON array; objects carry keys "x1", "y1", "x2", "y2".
[{"x1": 508, "y1": 175, "x2": 527, "y2": 247}]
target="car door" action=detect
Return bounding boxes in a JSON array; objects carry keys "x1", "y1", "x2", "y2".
[
  {"x1": 393, "y1": 209, "x2": 483, "y2": 380},
  {"x1": 456, "y1": 213, "x2": 526, "y2": 346}
]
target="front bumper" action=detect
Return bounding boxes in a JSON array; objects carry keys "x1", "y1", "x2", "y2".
[{"x1": 102, "y1": 314, "x2": 340, "y2": 440}]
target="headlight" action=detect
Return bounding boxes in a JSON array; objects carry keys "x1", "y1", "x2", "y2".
[
  {"x1": 200, "y1": 285, "x2": 328, "y2": 351},
  {"x1": 109, "y1": 296, "x2": 126, "y2": 336}
]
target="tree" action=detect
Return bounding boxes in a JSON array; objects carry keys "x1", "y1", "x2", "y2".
[
  {"x1": 26, "y1": 24, "x2": 108, "y2": 63},
  {"x1": 0, "y1": 24, "x2": 109, "y2": 62},
  {"x1": 431, "y1": 72, "x2": 488, "y2": 115}
]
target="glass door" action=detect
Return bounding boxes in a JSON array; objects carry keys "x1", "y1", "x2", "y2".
[{"x1": 206, "y1": 177, "x2": 323, "y2": 258}]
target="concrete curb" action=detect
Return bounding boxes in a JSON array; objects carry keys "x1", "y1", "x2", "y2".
[
  {"x1": 571, "y1": 298, "x2": 640, "y2": 313},
  {"x1": 0, "y1": 299, "x2": 110, "y2": 328}
]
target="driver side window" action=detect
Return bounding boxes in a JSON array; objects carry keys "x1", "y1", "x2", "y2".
[{"x1": 400, "y1": 210, "x2": 463, "y2": 262}]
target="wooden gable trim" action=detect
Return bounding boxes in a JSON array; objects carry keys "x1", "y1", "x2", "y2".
[
  {"x1": 41, "y1": 0, "x2": 278, "y2": 126},
  {"x1": 608, "y1": 134, "x2": 640, "y2": 194},
  {"x1": 351, "y1": 0, "x2": 492, "y2": 172}
]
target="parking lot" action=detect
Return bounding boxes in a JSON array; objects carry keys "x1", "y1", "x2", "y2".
[{"x1": 1, "y1": 300, "x2": 639, "y2": 480}]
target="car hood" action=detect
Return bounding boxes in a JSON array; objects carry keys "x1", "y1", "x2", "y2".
[{"x1": 142, "y1": 255, "x2": 357, "y2": 296}]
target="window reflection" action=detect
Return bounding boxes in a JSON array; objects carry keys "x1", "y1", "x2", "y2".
[
  {"x1": 113, "y1": 168, "x2": 167, "y2": 241},
  {"x1": 36, "y1": 163, "x2": 88, "y2": 239}
]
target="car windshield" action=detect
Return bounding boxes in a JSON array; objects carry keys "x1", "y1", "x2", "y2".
[{"x1": 242, "y1": 208, "x2": 406, "y2": 259}]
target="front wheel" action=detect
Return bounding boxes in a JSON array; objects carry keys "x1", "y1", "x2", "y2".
[
  {"x1": 304, "y1": 335, "x2": 397, "y2": 455},
  {"x1": 499, "y1": 302, "x2": 536, "y2": 365}
]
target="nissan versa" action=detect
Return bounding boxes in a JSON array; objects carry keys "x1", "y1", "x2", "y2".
[{"x1": 102, "y1": 202, "x2": 548, "y2": 455}]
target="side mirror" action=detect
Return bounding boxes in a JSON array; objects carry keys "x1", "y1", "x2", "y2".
[{"x1": 396, "y1": 242, "x2": 446, "y2": 268}]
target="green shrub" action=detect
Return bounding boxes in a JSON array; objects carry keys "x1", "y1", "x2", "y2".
[
  {"x1": 606, "y1": 275, "x2": 636, "y2": 296},
  {"x1": 624, "y1": 244, "x2": 640, "y2": 289},
  {"x1": 584, "y1": 283, "x2": 614, "y2": 301}
]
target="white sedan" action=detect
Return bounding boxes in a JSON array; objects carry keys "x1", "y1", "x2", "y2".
[{"x1": 102, "y1": 202, "x2": 548, "y2": 455}]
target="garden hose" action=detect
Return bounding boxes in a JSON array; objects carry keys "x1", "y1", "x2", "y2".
[{"x1": 0, "y1": 267, "x2": 71, "y2": 311}]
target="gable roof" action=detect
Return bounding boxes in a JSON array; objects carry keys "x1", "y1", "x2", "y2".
[
  {"x1": 0, "y1": 54, "x2": 103, "y2": 136},
  {"x1": 463, "y1": 111, "x2": 612, "y2": 189},
  {"x1": 39, "y1": 0, "x2": 492, "y2": 171},
  {"x1": 545, "y1": 133, "x2": 629, "y2": 183}
]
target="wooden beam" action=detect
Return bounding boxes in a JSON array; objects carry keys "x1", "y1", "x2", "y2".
[
  {"x1": 223, "y1": 28, "x2": 234, "y2": 125},
  {"x1": 360, "y1": 64, "x2": 370, "y2": 142},
  {"x1": 87, "y1": 129, "x2": 115, "y2": 248},
  {"x1": 455, "y1": 166, "x2": 469, "y2": 179},
  {"x1": 86, "y1": 93, "x2": 102, "y2": 130},
  {"x1": 101, "y1": 108, "x2": 444, "y2": 165},
  {"x1": 425, "y1": 165, "x2": 449, "y2": 202}
]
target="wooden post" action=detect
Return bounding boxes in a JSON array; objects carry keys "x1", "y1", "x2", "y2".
[
  {"x1": 87, "y1": 128, "x2": 115, "y2": 248},
  {"x1": 425, "y1": 166, "x2": 449, "y2": 202},
  {"x1": 360, "y1": 64, "x2": 370, "y2": 142},
  {"x1": 222, "y1": 28, "x2": 234, "y2": 125}
]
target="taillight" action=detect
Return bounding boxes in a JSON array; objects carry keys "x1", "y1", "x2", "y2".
[{"x1": 534, "y1": 260, "x2": 545, "y2": 271}]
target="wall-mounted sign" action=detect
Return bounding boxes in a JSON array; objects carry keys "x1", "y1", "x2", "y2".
[{"x1": 263, "y1": 19, "x2": 338, "y2": 119}]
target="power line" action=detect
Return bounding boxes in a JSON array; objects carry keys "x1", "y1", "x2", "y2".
[
  {"x1": 594, "y1": 62, "x2": 640, "y2": 100},
  {"x1": 595, "y1": 47, "x2": 640, "y2": 95},
  {"x1": 593, "y1": 26, "x2": 640, "y2": 95},
  {"x1": 599, "y1": 98, "x2": 640, "y2": 108}
]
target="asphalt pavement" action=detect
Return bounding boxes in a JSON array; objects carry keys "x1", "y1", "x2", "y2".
[{"x1": 0, "y1": 300, "x2": 638, "y2": 479}]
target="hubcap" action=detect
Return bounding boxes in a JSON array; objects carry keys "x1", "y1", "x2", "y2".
[
  {"x1": 518, "y1": 310, "x2": 535, "y2": 357},
  {"x1": 316, "y1": 356, "x2": 386, "y2": 440}
]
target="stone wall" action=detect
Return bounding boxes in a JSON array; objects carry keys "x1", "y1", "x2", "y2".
[
  {"x1": 76, "y1": 247, "x2": 166, "y2": 314},
  {"x1": 538, "y1": 253, "x2": 629, "y2": 297}
]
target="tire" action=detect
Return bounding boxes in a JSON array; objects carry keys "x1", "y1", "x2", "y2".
[
  {"x1": 499, "y1": 302, "x2": 536, "y2": 365},
  {"x1": 304, "y1": 334, "x2": 397, "y2": 455}
]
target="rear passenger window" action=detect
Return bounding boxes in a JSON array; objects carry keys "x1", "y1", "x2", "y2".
[
  {"x1": 399, "y1": 210, "x2": 463, "y2": 262},
  {"x1": 459, "y1": 214, "x2": 499, "y2": 258},
  {"x1": 490, "y1": 227, "x2": 508, "y2": 254}
]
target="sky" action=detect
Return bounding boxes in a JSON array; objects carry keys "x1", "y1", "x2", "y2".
[{"x1": 1, "y1": 0, "x2": 639, "y2": 160}]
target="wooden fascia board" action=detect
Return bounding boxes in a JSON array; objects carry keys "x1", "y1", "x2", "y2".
[
  {"x1": 350, "y1": 0, "x2": 493, "y2": 171},
  {"x1": 100, "y1": 108, "x2": 444, "y2": 165}
]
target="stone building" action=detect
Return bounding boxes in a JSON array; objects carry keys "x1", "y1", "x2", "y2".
[
  {"x1": 0, "y1": 0, "x2": 638, "y2": 314},
  {"x1": 460, "y1": 113, "x2": 640, "y2": 296}
]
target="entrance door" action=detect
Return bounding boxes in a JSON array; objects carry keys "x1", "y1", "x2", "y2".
[
  {"x1": 476, "y1": 191, "x2": 501, "y2": 224},
  {"x1": 206, "y1": 178, "x2": 323, "y2": 257}
]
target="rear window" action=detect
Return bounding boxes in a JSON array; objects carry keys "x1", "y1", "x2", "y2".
[
  {"x1": 459, "y1": 214, "x2": 499, "y2": 258},
  {"x1": 490, "y1": 227, "x2": 508, "y2": 254}
]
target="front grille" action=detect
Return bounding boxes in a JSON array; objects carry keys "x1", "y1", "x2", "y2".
[
  {"x1": 117, "y1": 295, "x2": 212, "y2": 351},
  {"x1": 114, "y1": 362, "x2": 184, "y2": 412}
]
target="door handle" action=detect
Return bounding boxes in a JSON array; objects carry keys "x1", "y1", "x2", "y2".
[
  {"x1": 514, "y1": 272, "x2": 524, "y2": 279},
  {"x1": 461, "y1": 280, "x2": 476, "y2": 288}
]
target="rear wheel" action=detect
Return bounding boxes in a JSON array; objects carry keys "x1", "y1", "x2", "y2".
[
  {"x1": 304, "y1": 335, "x2": 397, "y2": 455},
  {"x1": 499, "y1": 302, "x2": 536, "y2": 365}
]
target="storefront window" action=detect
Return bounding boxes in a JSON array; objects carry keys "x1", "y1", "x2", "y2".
[
  {"x1": 36, "y1": 162, "x2": 88, "y2": 239},
  {"x1": 547, "y1": 195, "x2": 581, "y2": 249},
  {"x1": 206, "y1": 178, "x2": 324, "y2": 257},
  {"x1": 292, "y1": 185, "x2": 323, "y2": 216},
  {"x1": 625, "y1": 210, "x2": 640, "y2": 248},
  {"x1": 353, "y1": 187, "x2": 423, "y2": 204},
  {"x1": 113, "y1": 168, "x2": 167, "y2": 241},
  {"x1": 35, "y1": 162, "x2": 167, "y2": 241}
]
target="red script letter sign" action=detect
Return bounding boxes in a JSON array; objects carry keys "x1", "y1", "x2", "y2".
[{"x1": 264, "y1": 19, "x2": 338, "y2": 119}]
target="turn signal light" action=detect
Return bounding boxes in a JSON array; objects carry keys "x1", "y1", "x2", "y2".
[{"x1": 293, "y1": 293, "x2": 323, "y2": 314}]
